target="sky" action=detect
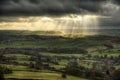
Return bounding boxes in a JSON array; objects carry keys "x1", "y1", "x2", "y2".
[
  {"x1": 0, "y1": 0, "x2": 119, "y2": 16},
  {"x1": 0, "y1": 0, "x2": 120, "y2": 34}
]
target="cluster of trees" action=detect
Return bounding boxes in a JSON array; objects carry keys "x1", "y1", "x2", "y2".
[
  {"x1": 0, "y1": 48, "x2": 88, "y2": 57},
  {"x1": 65, "y1": 61, "x2": 120, "y2": 80},
  {"x1": 28, "y1": 54, "x2": 59, "y2": 71},
  {"x1": 0, "y1": 55, "x2": 7, "y2": 63},
  {"x1": 0, "y1": 66, "x2": 12, "y2": 74},
  {"x1": 113, "y1": 69, "x2": 120, "y2": 80},
  {"x1": 0, "y1": 69, "x2": 4, "y2": 80},
  {"x1": 48, "y1": 48, "x2": 88, "y2": 54},
  {"x1": 29, "y1": 61, "x2": 52, "y2": 70}
]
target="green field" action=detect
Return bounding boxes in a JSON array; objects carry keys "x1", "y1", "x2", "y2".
[
  {"x1": 5, "y1": 71, "x2": 88, "y2": 80},
  {"x1": 1, "y1": 64, "x2": 88, "y2": 80},
  {"x1": 0, "y1": 32, "x2": 120, "y2": 80}
]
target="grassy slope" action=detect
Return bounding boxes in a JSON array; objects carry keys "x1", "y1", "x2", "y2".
[
  {"x1": 0, "y1": 31, "x2": 120, "y2": 80},
  {"x1": 5, "y1": 71, "x2": 88, "y2": 80},
  {"x1": 0, "y1": 35, "x2": 118, "y2": 53}
]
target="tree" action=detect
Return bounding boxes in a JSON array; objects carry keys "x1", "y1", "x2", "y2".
[
  {"x1": 65, "y1": 61, "x2": 86, "y2": 77},
  {"x1": 34, "y1": 60, "x2": 43, "y2": 70},
  {"x1": 0, "y1": 72, "x2": 4, "y2": 80},
  {"x1": 0, "y1": 68, "x2": 4, "y2": 80},
  {"x1": 61, "y1": 73, "x2": 67, "y2": 78},
  {"x1": 29, "y1": 62, "x2": 35, "y2": 68},
  {"x1": 113, "y1": 69, "x2": 120, "y2": 80},
  {"x1": 104, "y1": 43, "x2": 114, "y2": 49}
]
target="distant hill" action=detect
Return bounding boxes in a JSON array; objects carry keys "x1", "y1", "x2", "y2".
[
  {"x1": 0, "y1": 30, "x2": 64, "y2": 36},
  {"x1": 0, "y1": 29, "x2": 120, "y2": 36}
]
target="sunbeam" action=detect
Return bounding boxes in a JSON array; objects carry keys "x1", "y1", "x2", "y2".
[{"x1": 0, "y1": 14, "x2": 106, "y2": 35}]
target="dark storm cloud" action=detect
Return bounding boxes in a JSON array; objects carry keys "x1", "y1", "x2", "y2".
[
  {"x1": 98, "y1": 0, "x2": 120, "y2": 27},
  {"x1": 0, "y1": 0, "x2": 109, "y2": 16},
  {"x1": 0, "y1": 0, "x2": 120, "y2": 28}
]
